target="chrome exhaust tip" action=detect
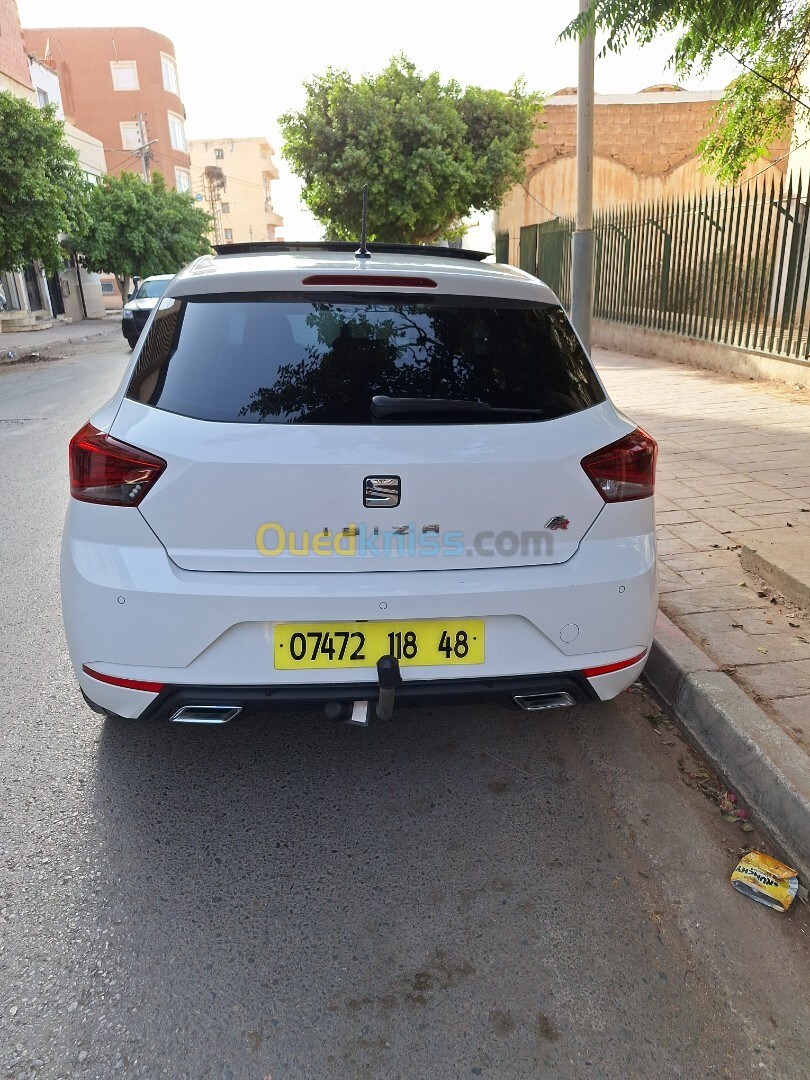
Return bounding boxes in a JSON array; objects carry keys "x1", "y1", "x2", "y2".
[
  {"x1": 513, "y1": 692, "x2": 576, "y2": 712},
  {"x1": 170, "y1": 705, "x2": 242, "y2": 725}
]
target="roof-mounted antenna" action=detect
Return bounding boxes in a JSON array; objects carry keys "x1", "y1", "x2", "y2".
[{"x1": 355, "y1": 184, "x2": 371, "y2": 259}]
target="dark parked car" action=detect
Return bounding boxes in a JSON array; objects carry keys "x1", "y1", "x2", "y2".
[{"x1": 121, "y1": 274, "x2": 174, "y2": 348}]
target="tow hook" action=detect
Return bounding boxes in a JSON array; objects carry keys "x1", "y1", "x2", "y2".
[
  {"x1": 324, "y1": 655, "x2": 402, "y2": 726},
  {"x1": 373, "y1": 654, "x2": 402, "y2": 720}
]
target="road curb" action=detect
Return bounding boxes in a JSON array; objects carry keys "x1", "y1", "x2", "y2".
[
  {"x1": 739, "y1": 533, "x2": 810, "y2": 613},
  {"x1": 644, "y1": 611, "x2": 810, "y2": 884}
]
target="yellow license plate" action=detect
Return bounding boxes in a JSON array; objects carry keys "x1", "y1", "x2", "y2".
[{"x1": 274, "y1": 619, "x2": 484, "y2": 670}]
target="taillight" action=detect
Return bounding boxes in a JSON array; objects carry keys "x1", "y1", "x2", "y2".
[
  {"x1": 69, "y1": 422, "x2": 166, "y2": 506},
  {"x1": 581, "y1": 428, "x2": 657, "y2": 502}
]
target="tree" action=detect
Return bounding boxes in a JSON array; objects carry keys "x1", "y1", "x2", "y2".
[
  {"x1": 80, "y1": 172, "x2": 212, "y2": 294},
  {"x1": 0, "y1": 92, "x2": 89, "y2": 275},
  {"x1": 561, "y1": 2, "x2": 810, "y2": 182},
  {"x1": 279, "y1": 55, "x2": 542, "y2": 243}
]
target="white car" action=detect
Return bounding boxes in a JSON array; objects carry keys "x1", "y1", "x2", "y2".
[
  {"x1": 120, "y1": 274, "x2": 174, "y2": 349},
  {"x1": 61, "y1": 242, "x2": 658, "y2": 725}
]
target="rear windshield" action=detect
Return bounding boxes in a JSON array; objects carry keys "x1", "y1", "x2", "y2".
[{"x1": 126, "y1": 294, "x2": 605, "y2": 424}]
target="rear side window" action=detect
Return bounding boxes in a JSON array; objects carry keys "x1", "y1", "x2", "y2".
[{"x1": 126, "y1": 294, "x2": 605, "y2": 424}]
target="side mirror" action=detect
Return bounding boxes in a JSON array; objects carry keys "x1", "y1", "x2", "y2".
[{"x1": 127, "y1": 292, "x2": 135, "y2": 302}]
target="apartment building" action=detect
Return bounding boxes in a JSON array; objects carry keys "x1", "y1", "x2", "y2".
[
  {"x1": 23, "y1": 25, "x2": 192, "y2": 192},
  {"x1": 188, "y1": 137, "x2": 283, "y2": 245},
  {"x1": 0, "y1": 0, "x2": 34, "y2": 100},
  {"x1": 0, "y1": 0, "x2": 106, "y2": 325}
]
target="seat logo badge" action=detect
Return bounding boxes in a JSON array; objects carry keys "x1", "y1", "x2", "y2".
[
  {"x1": 363, "y1": 475, "x2": 401, "y2": 508},
  {"x1": 545, "y1": 515, "x2": 570, "y2": 531}
]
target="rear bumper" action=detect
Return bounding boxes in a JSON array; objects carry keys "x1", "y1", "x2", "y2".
[
  {"x1": 62, "y1": 500, "x2": 657, "y2": 719},
  {"x1": 99, "y1": 671, "x2": 601, "y2": 722}
]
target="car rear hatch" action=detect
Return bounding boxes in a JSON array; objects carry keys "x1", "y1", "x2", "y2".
[{"x1": 112, "y1": 287, "x2": 626, "y2": 573}]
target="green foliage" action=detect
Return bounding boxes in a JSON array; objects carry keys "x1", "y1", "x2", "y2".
[
  {"x1": 79, "y1": 172, "x2": 212, "y2": 290},
  {"x1": 699, "y1": 68, "x2": 794, "y2": 183},
  {"x1": 560, "y1": 1, "x2": 810, "y2": 181},
  {"x1": 280, "y1": 56, "x2": 542, "y2": 243},
  {"x1": 0, "y1": 91, "x2": 89, "y2": 275}
]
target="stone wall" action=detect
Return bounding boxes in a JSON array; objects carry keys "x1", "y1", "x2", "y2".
[{"x1": 498, "y1": 88, "x2": 791, "y2": 265}]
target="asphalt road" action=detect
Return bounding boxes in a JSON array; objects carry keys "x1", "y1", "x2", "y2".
[{"x1": 1, "y1": 343, "x2": 808, "y2": 1080}]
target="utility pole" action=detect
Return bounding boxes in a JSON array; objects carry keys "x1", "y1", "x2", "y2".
[
  {"x1": 570, "y1": 0, "x2": 595, "y2": 353},
  {"x1": 203, "y1": 166, "x2": 226, "y2": 245},
  {"x1": 135, "y1": 113, "x2": 153, "y2": 183}
]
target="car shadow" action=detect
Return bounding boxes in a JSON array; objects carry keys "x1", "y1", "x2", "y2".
[{"x1": 85, "y1": 699, "x2": 678, "y2": 1074}]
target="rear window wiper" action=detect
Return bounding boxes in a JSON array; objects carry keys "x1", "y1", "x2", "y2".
[{"x1": 371, "y1": 395, "x2": 546, "y2": 419}]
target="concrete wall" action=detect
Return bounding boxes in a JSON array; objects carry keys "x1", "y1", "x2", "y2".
[
  {"x1": 64, "y1": 122, "x2": 106, "y2": 180},
  {"x1": 787, "y1": 81, "x2": 810, "y2": 184},
  {"x1": 462, "y1": 211, "x2": 496, "y2": 257},
  {"x1": 99, "y1": 276, "x2": 123, "y2": 311},
  {"x1": 592, "y1": 320, "x2": 809, "y2": 387},
  {"x1": 29, "y1": 57, "x2": 62, "y2": 116},
  {"x1": 58, "y1": 267, "x2": 106, "y2": 321},
  {"x1": 187, "y1": 137, "x2": 284, "y2": 244}
]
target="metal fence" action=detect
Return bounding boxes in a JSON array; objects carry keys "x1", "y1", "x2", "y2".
[{"x1": 511, "y1": 173, "x2": 810, "y2": 363}]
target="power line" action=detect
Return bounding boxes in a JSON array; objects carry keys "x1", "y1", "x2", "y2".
[
  {"x1": 186, "y1": 161, "x2": 275, "y2": 193},
  {"x1": 106, "y1": 150, "x2": 144, "y2": 174},
  {"x1": 520, "y1": 183, "x2": 563, "y2": 221},
  {"x1": 708, "y1": 36, "x2": 810, "y2": 115},
  {"x1": 734, "y1": 134, "x2": 810, "y2": 188}
]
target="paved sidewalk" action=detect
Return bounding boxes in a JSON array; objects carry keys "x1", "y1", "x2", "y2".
[
  {"x1": 596, "y1": 348, "x2": 810, "y2": 751},
  {"x1": 1, "y1": 313, "x2": 121, "y2": 355},
  {"x1": 596, "y1": 348, "x2": 810, "y2": 874}
]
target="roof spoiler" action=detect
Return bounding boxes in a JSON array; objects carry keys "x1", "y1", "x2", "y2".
[{"x1": 211, "y1": 241, "x2": 491, "y2": 262}]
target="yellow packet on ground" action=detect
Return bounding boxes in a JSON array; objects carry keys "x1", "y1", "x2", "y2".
[{"x1": 731, "y1": 851, "x2": 799, "y2": 912}]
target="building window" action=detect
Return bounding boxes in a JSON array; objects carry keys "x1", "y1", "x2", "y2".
[
  {"x1": 220, "y1": 202, "x2": 230, "y2": 214},
  {"x1": 223, "y1": 228, "x2": 233, "y2": 241},
  {"x1": 120, "y1": 121, "x2": 141, "y2": 151},
  {"x1": 174, "y1": 168, "x2": 191, "y2": 192},
  {"x1": 111, "y1": 61, "x2": 139, "y2": 91},
  {"x1": 37, "y1": 87, "x2": 49, "y2": 107},
  {"x1": 101, "y1": 282, "x2": 115, "y2": 294},
  {"x1": 168, "y1": 112, "x2": 187, "y2": 152},
  {"x1": 214, "y1": 148, "x2": 224, "y2": 160},
  {"x1": 161, "y1": 53, "x2": 179, "y2": 95}
]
